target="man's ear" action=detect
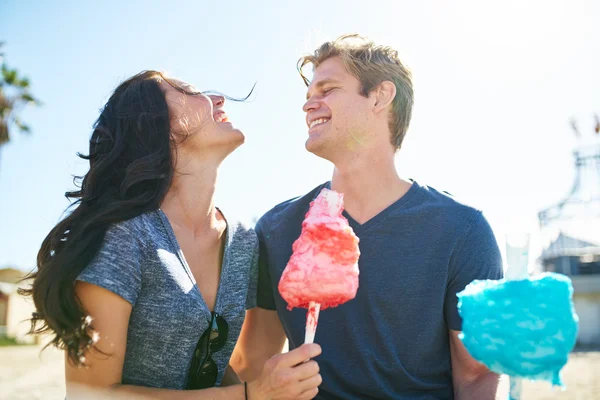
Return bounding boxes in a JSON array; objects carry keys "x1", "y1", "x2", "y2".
[{"x1": 373, "y1": 81, "x2": 396, "y2": 113}]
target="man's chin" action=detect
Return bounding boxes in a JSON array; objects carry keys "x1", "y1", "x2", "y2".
[{"x1": 305, "y1": 135, "x2": 324, "y2": 155}]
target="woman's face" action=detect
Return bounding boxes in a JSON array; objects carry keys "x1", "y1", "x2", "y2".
[{"x1": 161, "y1": 78, "x2": 245, "y2": 158}]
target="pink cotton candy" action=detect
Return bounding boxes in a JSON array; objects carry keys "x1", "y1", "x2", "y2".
[{"x1": 279, "y1": 188, "x2": 360, "y2": 310}]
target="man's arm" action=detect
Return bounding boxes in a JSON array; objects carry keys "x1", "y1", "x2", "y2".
[
  {"x1": 229, "y1": 307, "x2": 288, "y2": 382},
  {"x1": 445, "y1": 212, "x2": 504, "y2": 399},
  {"x1": 449, "y1": 329, "x2": 499, "y2": 400}
]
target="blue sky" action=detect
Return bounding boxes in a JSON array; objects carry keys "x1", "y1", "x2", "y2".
[{"x1": 1, "y1": 0, "x2": 599, "y2": 270}]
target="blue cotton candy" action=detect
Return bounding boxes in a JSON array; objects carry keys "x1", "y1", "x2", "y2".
[{"x1": 457, "y1": 273, "x2": 579, "y2": 386}]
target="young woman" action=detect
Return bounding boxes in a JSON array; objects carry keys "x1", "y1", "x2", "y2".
[{"x1": 22, "y1": 71, "x2": 322, "y2": 400}]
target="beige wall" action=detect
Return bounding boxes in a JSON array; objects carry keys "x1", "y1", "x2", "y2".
[
  {"x1": 3, "y1": 290, "x2": 36, "y2": 344},
  {"x1": 574, "y1": 294, "x2": 600, "y2": 346},
  {"x1": 0, "y1": 269, "x2": 36, "y2": 343},
  {"x1": 0, "y1": 268, "x2": 26, "y2": 283},
  {"x1": 0, "y1": 293, "x2": 7, "y2": 326}
]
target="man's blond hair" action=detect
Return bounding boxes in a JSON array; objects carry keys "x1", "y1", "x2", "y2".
[{"x1": 298, "y1": 34, "x2": 414, "y2": 150}]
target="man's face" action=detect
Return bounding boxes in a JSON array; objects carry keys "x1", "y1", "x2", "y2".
[{"x1": 302, "y1": 56, "x2": 373, "y2": 160}]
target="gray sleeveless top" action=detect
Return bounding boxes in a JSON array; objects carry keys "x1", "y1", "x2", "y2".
[{"x1": 77, "y1": 209, "x2": 258, "y2": 389}]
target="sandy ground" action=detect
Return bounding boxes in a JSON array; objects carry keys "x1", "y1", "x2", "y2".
[
  {"x1": 0, "y1": 345, "x2": 65, "y2": 399},
  {"x1": 1, "y1": 345, "x2": 598, "y2": 399}
]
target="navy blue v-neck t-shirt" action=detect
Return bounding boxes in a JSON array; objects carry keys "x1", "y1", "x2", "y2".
[{"x1": 256, "y1": 181, "x2": 503, "y2": 400}]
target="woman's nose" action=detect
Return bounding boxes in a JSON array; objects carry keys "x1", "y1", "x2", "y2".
[{"x1": 210, "y1": 95, "x2": 225, "y2": 107}]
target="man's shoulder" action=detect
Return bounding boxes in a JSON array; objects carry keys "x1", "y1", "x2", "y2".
[
  {"x1": 416, "y1": 182, "x2": 483, "y2": 220},
  {"x1": 256, "y1": 182, "x2": 329, "y2": 235},
  {"x1": 419, "y1": 183, "x2": 499, "y2": 253},
  {"x1": 406, "y1": 181, "x2": 492, "y2": 242}
]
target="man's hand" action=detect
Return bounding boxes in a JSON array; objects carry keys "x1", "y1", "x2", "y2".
[
  {"x1": 450, "y1": 329, "x2": 500, "y2": 400},
  {"x1": 247, "y1": 343, "x2": 322, "y2": 400},
  {"x1": 230, "y1": 308, "x2": 288, "y2": 381}
]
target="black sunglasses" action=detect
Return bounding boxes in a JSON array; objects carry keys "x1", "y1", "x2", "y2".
[{"x1": 186, "y1": 311, "x2": 229, "y2": 390}]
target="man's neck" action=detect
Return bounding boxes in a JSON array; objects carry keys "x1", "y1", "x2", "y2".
[{"x1": 331, "y1": 152, "x2": 412, "y2": 225}]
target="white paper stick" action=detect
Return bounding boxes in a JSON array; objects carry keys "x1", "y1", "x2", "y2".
[
  {"x1": 505, "y1": 233, "x2": 530, "y2": 399},
  {"x1": 505, "y1": 234, "x2": 530, "y2": 280},
  {"x1": 509, "y1": 377, "x2": 523, "y2": 400},
  {"x1": 304, "y1": 301, "x2": 321, "y2": 344}
]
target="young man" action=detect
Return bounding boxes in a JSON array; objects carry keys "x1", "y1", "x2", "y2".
[{"x1": 232, "y1": 34, "x2": 503, "y2": 399}]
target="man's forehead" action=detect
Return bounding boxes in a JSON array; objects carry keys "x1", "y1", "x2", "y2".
[
  {"x1": 309, "y1": 76, "x2": 341, "y2": 87},
  {"x1": 313, "y1": 58, "x2": 346, "y2": 80},
  {"x1": 304, "y1": 58, "x2": 350, "y2": 98},
  {"x1": 308, "y1": 68, "x2": 344, "y2": 89}
]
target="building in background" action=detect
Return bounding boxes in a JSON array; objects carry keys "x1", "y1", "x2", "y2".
[
  {"x1": 0, "y1": 267, "x2": 36, "y2": 343},
  {"x1": 538, "y1": 116, "x2": 600, "y2": 347}
]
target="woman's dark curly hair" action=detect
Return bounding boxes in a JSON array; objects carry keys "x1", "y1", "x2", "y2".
[{"x1": 20, "y1": 70, "x2": 196, "y2": 366}]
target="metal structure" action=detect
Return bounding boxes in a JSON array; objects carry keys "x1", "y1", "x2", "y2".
[{"x1": 538, "y1": 116, "x2": 600, "y2": 275}]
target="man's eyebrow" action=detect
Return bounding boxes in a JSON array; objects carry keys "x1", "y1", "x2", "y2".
[{"x1": 306, "y1": 78, "x2": 341, "y2": 100}]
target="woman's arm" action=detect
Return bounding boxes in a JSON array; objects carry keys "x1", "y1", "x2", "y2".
[
  {"x1": 68, "y1": 281, "x2": 321, "y2": 400},
  {"x1": 221, "y1": 365, "x2": 242, "y2": 386},
  {"x1": 66, "y1": 281, "x2": 245, "y2": 399}
]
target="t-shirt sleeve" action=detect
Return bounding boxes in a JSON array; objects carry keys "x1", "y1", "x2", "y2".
[
  {"x1": 77, "y1": 223, "x2": 143, "y2": 305},
  {"x1": 445, "y1": 211, "x2": 503, "y2": 331},
  {"x1": 255, "y1": 219, "x2": 277, "y2": 310},
  {"x1": 245, "y1": 236, "x2": 259, "y2": 310}
]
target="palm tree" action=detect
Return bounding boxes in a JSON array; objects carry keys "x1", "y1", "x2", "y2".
[{"x1": 0, "y1": 42, "x2": 41, "y2": 173}]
